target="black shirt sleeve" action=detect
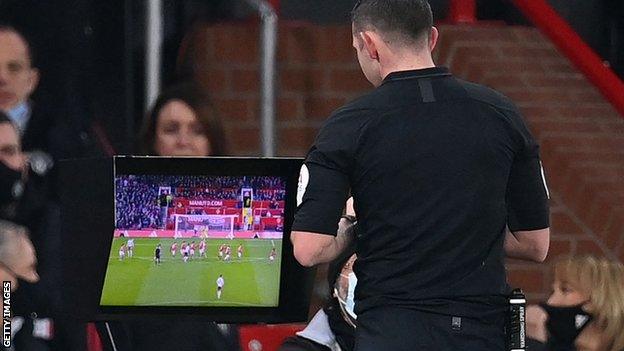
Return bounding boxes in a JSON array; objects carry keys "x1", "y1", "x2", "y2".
[
  {"x1": 505, "y1": 110, "x2": 550, "y2": 232},
  {"x1": 291, "y1": 109, "x2": 365, "y2": 236}
]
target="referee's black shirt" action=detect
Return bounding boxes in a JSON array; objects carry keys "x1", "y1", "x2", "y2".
[{"x1": 292, "y1": 67, "x2": 549, "y2": 319}]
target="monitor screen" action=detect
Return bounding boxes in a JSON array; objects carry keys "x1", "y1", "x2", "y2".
[
  {"x1": 101, "y1": 174, "x2": 286, "y2": 307},
  {"x1": 60, "y1": 156, "x2": 313, "y2": 323}
]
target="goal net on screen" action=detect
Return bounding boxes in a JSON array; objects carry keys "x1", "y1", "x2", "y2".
[{"x1": 173, "y1": 214, "x2": 237, "y2": 239}]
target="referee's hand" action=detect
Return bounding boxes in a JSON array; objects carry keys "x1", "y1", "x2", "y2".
[{"x1": 345, "y1": 197, "x2": 355, "y2": 217}]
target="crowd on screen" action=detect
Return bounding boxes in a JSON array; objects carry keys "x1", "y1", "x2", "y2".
[{"x1": 115, "y1": 175, "x2": 285, "y2": 229}]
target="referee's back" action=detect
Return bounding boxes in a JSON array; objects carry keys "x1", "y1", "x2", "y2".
[{"x1": 315, "y1": 67, "x2": 546, "y2": 316}]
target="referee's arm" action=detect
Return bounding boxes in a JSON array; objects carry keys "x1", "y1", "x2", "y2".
[
  {"x1": 504, "y1": 112, "x2": 551, "y2": 263},
  {"x1": 504, "y1": 228, "x2": 549, "y2": 262},
  {"x1": 291, "y1": 222, "x2": 353, "y2": 267},
  {"x1": 291, "y1": 109, "x2": 362, "y2": 267},
  {"x1": 290, "y1": 159, "x2": 353, "y2": 267}
]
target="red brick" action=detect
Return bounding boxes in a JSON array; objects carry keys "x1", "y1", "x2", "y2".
[
  {"x1": 512, "y1": 28, "x2": 546, "y2": 43},
  {"x1": 451, "y1": 46, "x2": 501, "y2": 67},
  {"x1": 463, "y1": 27, "x2": 518, "y2": 42},
  {"x1": 226, "y1": 126, "x2": 260, "y2": 154},
  {"x1": 481, "y1": 74, "x2": 527, "y2": 90},
  {"x1": 230, "y1": 69, "x2": 259, "y2": 92},
  {"x1": 585, "y1": 194, "x2": 618, "y2": 238},
  {"x1": 549, "y1": 105, "x2": 617, "y2": 119},
  {"x1": 569, "y1": 89, "x2": 605, "y2": 102},
  {"x1": 600, "y1": 120, "x2": 624, "y2": 133},
  {"x1": 558, "y1": 171, "x2": 585, "y2": 207},
  {"x1": 505, "y1": 90, "x2": 573, "y2": 105},
  {"x1": 279, "y1": 67, "x2": 327, "y2": 93},
  {"x1": 551, "y1": 212, "x2": 585, "y2": 236},
  {"x1": 507, "y1": 269, "x2": 545, "y2": 294},
  {"x1": 278, "y1": 126, "x2": 318, "y2": 155},
  {"x1": 500, "y1": 46, "x2": 559, "y2": 60},
  {"x1": 618, "y1": 249, "x2": 624, "y2": 264},
  {"x1": 210, "y1": 25, "x2": 259, "y2": 64},
  {"x1": 545, "y1": 239, "x2": 573, "y2": 262},
  {"x1": 548, "y1": 197, "x2": 562, "y2": 210},
  {"x1": 530, "y1": 120, "x2": 603, "y2": 134},
  {"x1": 433, "y1": 37, "x2": 453, "y2": 64},
  {"x1": 523, "y1": 75, "x2": 588, "y2": 90},
  {"x1": 604, "y1": 211, "x2": 624, "y2": 249},
  {"x1": 329, "y1": 68, "x2": 370, "y2": 92},
  {"x1": 190, "y1": 25, "x2": 216, "y2": 60},
  {"x1": 276, "y1": 26, "x2": 290, "y2": 63},
  {"x1": 303, "y1": 96, "x2": 347, "y2": 120},
  {"x1": 318, "y1": 26, "x2": 356, "y2": 63},
  {"x1": 461, "y1": 65, "x2": 487, "y2": 84},
  {"x1": 277, "y1": 98, "x2": 302, "y2": 121},
  {"x1": 196, "y1": 69, "x2": 229, "y2": 93},
  {"x1": 213, "y1": 98, "x2": 252, "y2": 121},
  {"x1": 541, "y1": 61, "x2": 577, "y2": 75},
  {"x1": 476, "y1": 60, "x2": 545, "y2": 75},
  {"x1": 286, "y1": 26, "x2": 326, "y2": 63},
  {"x1": 574, "y1": 240, "x2": 606, "y2": 256}
]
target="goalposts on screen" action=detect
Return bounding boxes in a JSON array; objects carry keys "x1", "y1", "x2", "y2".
[{"x1": 173, "y1": 214, "x2": 237, "y2": 239}]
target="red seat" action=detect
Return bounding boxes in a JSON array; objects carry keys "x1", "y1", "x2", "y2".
[{"x1": 239, "y1": 324, "x2": 305, "y2": 351}]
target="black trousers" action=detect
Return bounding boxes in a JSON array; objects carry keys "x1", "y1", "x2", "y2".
[{"x1": 354, "y1": 307, "x2": 506, "y2": 351}]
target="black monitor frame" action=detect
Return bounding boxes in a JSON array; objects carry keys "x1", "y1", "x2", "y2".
[{"x1": 60, "y1": 156, "x2": 314, "y2": 323}]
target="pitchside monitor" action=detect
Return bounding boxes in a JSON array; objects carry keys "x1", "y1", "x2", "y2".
[{"x1": 60, "y1": 156, "x2": 313, "y2": 323}]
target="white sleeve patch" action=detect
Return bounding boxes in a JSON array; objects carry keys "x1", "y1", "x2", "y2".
[
  {"x1": 297, "y1": 164, "x2": 310, "y2": 207},
  {"x1": 540, "y1": 161, "x2": 550, "y2": 199}
]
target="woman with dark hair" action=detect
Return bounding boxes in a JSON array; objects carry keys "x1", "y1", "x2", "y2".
[
  {"x1": 140, "y1": 82, "x2": 226, "y2": 157},
  {"x1": 103, "y1": 83, "x2": 239, "y2": 351}
]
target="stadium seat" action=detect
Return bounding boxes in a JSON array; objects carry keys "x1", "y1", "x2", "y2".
[{"x1": 239, "y1": 324, "x2": 306, "y2": 351}]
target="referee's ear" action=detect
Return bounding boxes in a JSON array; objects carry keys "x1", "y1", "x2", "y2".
[
  {"x1": 428, "y1": 26, "x2": 439, "y2": 52},
  {"x1": 360, "y1": 31, "x2": 380, "y2": 61}
]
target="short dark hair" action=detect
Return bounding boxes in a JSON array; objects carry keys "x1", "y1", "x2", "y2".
[
  {"x1": 0, "y1": 24, "x2": 36, "y2": 67},
  {"x1": 139, "y1": 82, "x2": 227, "y2": 156},
  {"x1": 351, "y1": 0, "x2": 433, "y2": 44}
]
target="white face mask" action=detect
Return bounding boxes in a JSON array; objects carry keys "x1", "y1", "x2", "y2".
[
  {"x1": 345, "y1": 272, "x2": 357, "y2": 320},
  {"x1": 334, "y1": 270, "x2": 358, "y2": 328}
]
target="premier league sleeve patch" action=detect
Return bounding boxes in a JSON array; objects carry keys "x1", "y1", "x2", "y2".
[{"x1": 296, "y1": 164, "x2": 310, "y2": 207}]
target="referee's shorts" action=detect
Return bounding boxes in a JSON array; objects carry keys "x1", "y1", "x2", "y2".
[{"x1": 354, "y1": 306, "x2": 506, "y2": 351}]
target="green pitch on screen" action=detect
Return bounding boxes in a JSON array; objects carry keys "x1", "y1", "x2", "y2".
[{"x1": 100, "y1": 238, "x2": 282, "y2": 307}]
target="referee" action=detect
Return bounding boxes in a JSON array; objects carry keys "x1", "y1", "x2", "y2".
[{"x1": 290, "y1": 1, "x2": 550, "y2": 350}]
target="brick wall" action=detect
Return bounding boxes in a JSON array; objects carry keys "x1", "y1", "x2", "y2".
[{"x1": 186, "y1": 23, "x2": 624, "y2": 301}]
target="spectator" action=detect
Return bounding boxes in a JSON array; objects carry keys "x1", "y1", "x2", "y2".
[
  {"x1": 0, "y1": 220, "x2": 38, "y2": 291},
  {"x1": 0, "y1": 24, "x2": 99, "y2": 168},
  {"x1": 527, "y1": 256, "x2": 624, "y2": 351},
  {"x1": 140, "y1": 82, "x2": 226, "y2": 157},
  {"x1": 0, "y1": 111, "x2": 26, "y2": 219},
  {"x1": 1, "y1": 102, "x2": 86, "y2": 351},
  {"x1": 0, "y1": 25, "x2": 39, "y2": 134},
  {"x1": 106, "y1": 82, "x2": 238, "y2": 351},
  {"x1": 0, "y1": 220, "x2": 48, "y2": 351}
]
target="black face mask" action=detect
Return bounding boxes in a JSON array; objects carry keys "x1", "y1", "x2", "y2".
[
  {"x1": 0, "y1": 161, "x2": 23, "y2": 207},
  {"x1": 541, "y1": 302, "x2": 593, "y2": 351}
]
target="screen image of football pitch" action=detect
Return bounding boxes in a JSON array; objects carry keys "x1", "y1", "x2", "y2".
[{"x1": 100, "y1": 238, "x2": 282, "y2": 307}]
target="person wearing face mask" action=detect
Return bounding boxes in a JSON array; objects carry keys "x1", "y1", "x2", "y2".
[
  {"x1": 527, "y1": 256, "x2": 624, "y2": 351},
  {"x1": 0, "y1": 112, "x2": 26, "y2": 219},
  {"x1": 99, "y1": 82, "x2": 238, "y2": 351},
  {"x1": 280, "y1": 216, "x2": 357, "y2": 351}
]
